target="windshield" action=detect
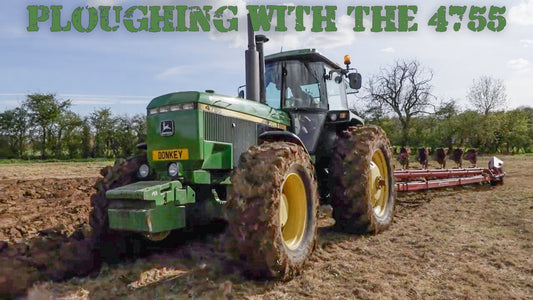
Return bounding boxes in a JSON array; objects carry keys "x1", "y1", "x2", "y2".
[{"x1": 265, "y1": 60, "x2": 327, "y2": 109}]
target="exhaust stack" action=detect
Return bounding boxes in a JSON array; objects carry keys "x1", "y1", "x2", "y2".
[
  {"x1": 245, "y1": 14, "x2": 260, "y2": 102},
  {"x1": 255, "y1": 34, "x2": 269, "y2": 104}
]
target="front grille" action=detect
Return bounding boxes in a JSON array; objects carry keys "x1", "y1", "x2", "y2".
[{"x1": 204, "y1": 112, "x2": 257, "y2": 166}]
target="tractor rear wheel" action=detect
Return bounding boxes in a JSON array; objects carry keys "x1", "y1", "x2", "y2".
[
  {"x1": 330, "y1": 125, "x2": 396, "y2": 233},
  {"x1": 90, "y1": 154, "x2": 147, "y2": 264},
  {"x1": 225, "y1": 142, "x2": 318, "y2": 280}
]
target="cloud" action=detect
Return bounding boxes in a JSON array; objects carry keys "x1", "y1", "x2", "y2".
[
  {"x1": 507, "y1": 58, "x2": 530, "y2": 72},
  {"x1": 380, "y1": 47, "x2": 395, "y2": 53},
  {"x1": 155, "y1": 59, "x2": 242, "y2": 82},
  {"x1": 509, "y1": 0, "x2": 533, "y2": 25},
  {"x1": 0, "y1": 100, "x2": 22, "y2": 107},
  {"x1": 306, "y1": 15, "x2": 357, "y2": 50},
  {"x1": 0, "y1": 94, "x2": 26, "y2": 109},
  {"x1": 67, "y1": 94, "x2": 151, "y2": 105},
  {"x1": 0, "y1": 93, "x2": 26, "y2": 97},
  {"x1": 0, "y1": 25, "x2": 30, "y2": 39},
  {"x1": 155, "y1": 66, "x2": 194, "y2": 80},
  {"x1": 209, "y1": 6, "x2": 358, "y2": 50},
  {"x1": 119, "y1": 100, "x2": 149, "y2": 105},
  {"x1": 72, "y1": 99, "x2": 113, "y2": 105},
  {"x1": 520, "y1": 39, "x2": 533, "y2": 47}
]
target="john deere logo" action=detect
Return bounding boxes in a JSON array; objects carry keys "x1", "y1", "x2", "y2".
[{"x1": 160, "y1": 120, "x2": 174, "y2": 136}]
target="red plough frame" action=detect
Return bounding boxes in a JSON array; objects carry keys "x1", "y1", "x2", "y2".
[{"x1": 393, "y1": 157, "x2": 505, "y2": 192}]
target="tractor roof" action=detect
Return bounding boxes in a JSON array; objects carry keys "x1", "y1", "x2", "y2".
[{"x1": 265, "y1": 49, "x2": 341, "y2": 70}]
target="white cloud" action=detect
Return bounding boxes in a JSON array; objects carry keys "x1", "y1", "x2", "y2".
[
  {"x1": 119, "y1": 100, "x2": 149, "y2": 105},
  {"x1": 0, "y1": 94, "x2": 26, "y2": 109},
  {"x1": 155, "y1": 66, "x2": 192, "y2": 80},
  {"x1": 67, "y1": 94, "x2": 151, "y2": 105},
  {"x1": 0, "y1": 25, "x2": 30, "y2": 38},
  {"x1": 507, "y1": 58, "x2": 530, "y2": 72},
  {"x1": 155, "y1": 60, "x2": 241, "y2": 82},
  {"x1": 0, "y1": 100, "x2": 22, "y2": 107},
  {"x1": 509, "y1": 0, "x2": 533, "y2": 25},
  {"x1": 306, "y1": 15, "x2": 357, "y2": 50},
  {"x1": 0, "y1": 93, "x2": 26, "y2": 96},
  {"x1": 64, "y1": 94, "x2": 149, "y2": 99},
  {"x1": 72, "y1": 99, "x2": 113, "y2": 105},
  {"x1": 209, "y1": 6, "x2": 358, "y2": 50},
  {"x1": 380, "y1": 47, "x2": 395, "y2": 53},
  {"x1": 520, "y1": 39, "x2": 533, "y2": 47}
]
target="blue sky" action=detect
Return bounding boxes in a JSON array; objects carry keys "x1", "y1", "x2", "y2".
[{"x1": 1, "y1": 0, "x2": 532, "y2": 116}]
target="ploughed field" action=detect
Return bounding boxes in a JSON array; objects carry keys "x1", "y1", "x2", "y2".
[{"x1": 0, "y1": 157, "x2": 531, "y2": 299}]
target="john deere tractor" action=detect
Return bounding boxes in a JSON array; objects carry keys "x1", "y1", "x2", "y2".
[{"x1": 90, "y1": 18, "x2": 395, "y2": 279}]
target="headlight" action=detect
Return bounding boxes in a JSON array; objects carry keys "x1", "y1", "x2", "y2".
[
  {"x1": 168, "y1": 162, "x2": 179, "y2": 177},
  {"x1": 149, "y1": 103, "x2": 196, "y2": 115},
  {"x1": 138, "y1": 164, "x2": 150, "y2": 178},
  {"x1": 182, "y1": 103, "x2": 195, "y2": 110},
  {"x1": 327, "y1": 111, "x2": 349, "y2": 122}
]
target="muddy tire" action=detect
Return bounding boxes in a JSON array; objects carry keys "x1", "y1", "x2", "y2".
[
  {"x1": 330, "y1": 125, "x2": 396, "y2": 234},
  {"x1": 90, "y1": 154, "x2": 147, "y2": 264},
  {"x1": 225, "y1": 142, "x2": 318, "y2": 280}
]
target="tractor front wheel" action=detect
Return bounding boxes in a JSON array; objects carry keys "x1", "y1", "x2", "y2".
[
  {"x1": 225, "y1": 142, "x2": 318, "y2": 280},
  {"x1": 90, "y1": 154, "x2": 147, "y2": 264},
  {"x1": 330, "y1": 125, "x2": 396, "y2": 233}
]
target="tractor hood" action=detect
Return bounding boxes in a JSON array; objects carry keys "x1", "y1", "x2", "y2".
[{"x1": 145, "y1": 91, "x2": 290, "y2": 183}]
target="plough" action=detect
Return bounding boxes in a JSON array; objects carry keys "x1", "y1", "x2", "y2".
[{"x1": 394, "y1": 157, "x2": 505, "y2": 192}]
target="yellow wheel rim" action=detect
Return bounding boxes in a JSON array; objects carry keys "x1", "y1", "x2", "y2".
[
  {"x1": 280, "y1": 173, "x2": 307, "y2": 250},
  {"x1": 369, "y1": 149, "x2": 390, "y2": 217}
]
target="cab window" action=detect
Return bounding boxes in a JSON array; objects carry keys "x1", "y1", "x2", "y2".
[
  {"x1": 325, "y1": 68, "x2": 348, "y2": 110},
  {"x1": 265, "y1": 60, "x2": 327, "y2": 109}
]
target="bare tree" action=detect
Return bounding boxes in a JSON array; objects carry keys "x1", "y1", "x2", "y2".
[
  {"x1": 467, "y1": 75, "x2": 507, "y2": 115},
  {"x1": 367, "y1": 59, "x2": 434, "y2": 145}
]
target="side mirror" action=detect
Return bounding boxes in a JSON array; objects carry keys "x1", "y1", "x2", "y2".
[{"x1": 348, "y1": 73, "x2": 362, "y2": 90}]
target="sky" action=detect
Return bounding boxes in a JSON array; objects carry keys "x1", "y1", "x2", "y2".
[{"x1": 1, "y1": 0, "x2": 532, "y2": 116}]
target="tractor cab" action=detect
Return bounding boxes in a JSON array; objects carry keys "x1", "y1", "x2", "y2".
[{"x1": 264, "y1": 49, "x2": 363, "y2": 153}]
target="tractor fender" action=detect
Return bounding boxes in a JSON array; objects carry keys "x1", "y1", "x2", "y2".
[{"x1": 258, "y1": 131, "x2": 310, "y2": 155}]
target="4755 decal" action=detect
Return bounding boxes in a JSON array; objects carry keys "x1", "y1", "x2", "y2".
[{"x1": 428, "y1": 6, "x2": 506, "y2": 32}]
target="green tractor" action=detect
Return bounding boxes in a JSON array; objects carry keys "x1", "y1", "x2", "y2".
[{"x1": 90, "y1": 19, "x2": 396, "y2": 279}]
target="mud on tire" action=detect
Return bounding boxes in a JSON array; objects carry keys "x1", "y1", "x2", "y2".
[
  {"x1": 330, "y1": 125, "x2": 396, "y2": 234},
  {"x1": 225, "y1": 142, "x2": 318, "y2": 280},
  {"x1": 90, "y1": 154, "x2": 147, "y2": 264}
]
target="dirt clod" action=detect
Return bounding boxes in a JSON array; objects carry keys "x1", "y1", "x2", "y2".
[{"x1": 0, "y1": 177, "x2": 98, "y2": 297}]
